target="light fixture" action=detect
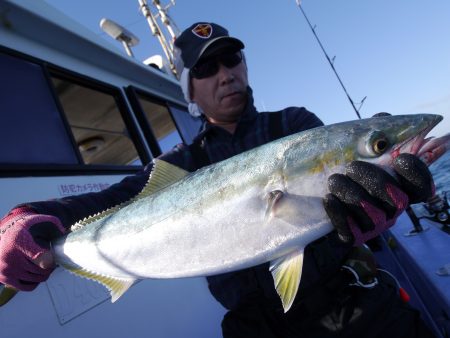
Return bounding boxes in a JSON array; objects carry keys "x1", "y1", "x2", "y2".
[{"x1": 100, "y1": 18, "x2": 140, "y2": 57}]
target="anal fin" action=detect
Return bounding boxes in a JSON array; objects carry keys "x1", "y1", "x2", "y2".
[
  {"x1": 62, "y1": 264, "x2": 136, "y2": 302},
  {"x1": 269, "y1": 248, "x2": 304, "y2": 312}
]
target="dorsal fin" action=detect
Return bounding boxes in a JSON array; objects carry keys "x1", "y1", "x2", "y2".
[
  {"x1": 138, "y1": 159, "x2": 189, "y2": 198},
  {"x1": 70, "y1": 160, "x2": 189, "y2": 232}
]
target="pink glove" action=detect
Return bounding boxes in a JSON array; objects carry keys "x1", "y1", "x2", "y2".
[{"x1": 0, "y1": 207, "x2": 66, "y2": 291}]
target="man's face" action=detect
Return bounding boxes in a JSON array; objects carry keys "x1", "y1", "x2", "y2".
[{"x1": 190, "y1": 51, "x2": 248, "y2": 124}]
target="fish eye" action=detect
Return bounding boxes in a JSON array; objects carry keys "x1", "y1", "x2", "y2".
[
  {"x1": 369, "y1": 131, "x2": 390, "y2": 156},
  {"x1": 359, "y1": 130, "x2": 390, "y2": 158},
  {"x1": 372, "y1": 137, "x2": 389, "y2": 155}
]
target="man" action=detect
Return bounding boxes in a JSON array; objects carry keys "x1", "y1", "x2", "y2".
[{"x1": 0, "y1": 22, "x2": 435, "y2": 337}]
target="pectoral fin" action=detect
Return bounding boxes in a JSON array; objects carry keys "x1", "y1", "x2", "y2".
[
  {"x1": 269, "y1": 249, "x2": 304, "y2": 312},
  {"x1": 265, "y1": 190, "x2": 284, "y2": 223}
]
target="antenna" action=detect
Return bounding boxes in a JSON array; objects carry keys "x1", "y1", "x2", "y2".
[
  {"x1": 100, "y1": 18, "x2": 140, "y2": 58},
  {"x1": 295, "y1": 1, "x2": 364, "y2": 119},
  {"x1": 138, "y1": 0, "x2": 180, "y2": 76}
]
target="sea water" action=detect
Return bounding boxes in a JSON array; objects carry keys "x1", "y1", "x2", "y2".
[
  {"x1": 412, "y1": 150, "x2": 450, "y2": 216},
  {"x1": 429, "y1": 149, "x2": 450, "y2": 193}
]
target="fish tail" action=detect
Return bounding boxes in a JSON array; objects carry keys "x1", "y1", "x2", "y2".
[{"x1": 0, "y1": 284, "x2": 18, "y2": 306}]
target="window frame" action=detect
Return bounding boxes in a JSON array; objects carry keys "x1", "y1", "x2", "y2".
[
  {"x1": 126, "y1": 86, "x2": 187, "y2": 157},
  {"x1": 47, "y1": 68, "x2": 152, "y2": 167},
  {"x1": 0, "y1": 46, "x2": 155, "y2": 177}
]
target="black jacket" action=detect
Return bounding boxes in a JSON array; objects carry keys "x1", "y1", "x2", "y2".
[{"x1": 25, "y1": 92, "x2": 349, "y2": 311}]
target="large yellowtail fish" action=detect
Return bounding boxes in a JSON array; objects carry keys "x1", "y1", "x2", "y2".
[{"x1": 3, "y1": 114, "x2": 450, "y2": 311}]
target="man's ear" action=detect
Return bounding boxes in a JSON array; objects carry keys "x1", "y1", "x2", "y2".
[
  {"x1": 188, "y1": 80, "x2": 194, "y2": 102},
  {"x1": 179, "y1": 68, "x2": 193, "y2": 103}
]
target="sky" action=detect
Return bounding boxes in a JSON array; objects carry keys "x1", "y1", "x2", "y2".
[{"x1": 43, "y1": 0, "x2": 450, "y2": 137}]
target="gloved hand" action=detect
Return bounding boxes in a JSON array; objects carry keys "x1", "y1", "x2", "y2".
[
  {"x1": 323, "y1": 153, "x2": 435, "y2": 246},
  {"x1": 0, "y1": 207, "x2": 66, "y2": 291}
]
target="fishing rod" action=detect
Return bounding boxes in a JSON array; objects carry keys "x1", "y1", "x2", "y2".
[
  {"x1": 295, "y1": 1, "x2": 365, "y2": 119},
  {"x1": 138, "y1": 0, "x2": 180, "y2": 76}
]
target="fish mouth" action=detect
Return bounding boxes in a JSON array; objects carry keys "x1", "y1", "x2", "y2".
[
  {"x1": 393, "y1": 116, "x2": 450, "y2": 166},
  {"x1": 416, "y1": 133, "x2": 450, "y2": 165}
]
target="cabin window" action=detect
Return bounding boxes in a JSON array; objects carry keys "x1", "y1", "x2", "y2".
[
  {"x1": 168, "y1": 104, "x2": 202, "y2": 145},
  {"x1": 50, "y1": 77, "x2": 142, "y2": 166},
  {"x1": 135, "y1": 94, "x2": 183, "y2": 153},
  {"x1": 0, "y1": 53, "x2": 78, "y2": 164}
]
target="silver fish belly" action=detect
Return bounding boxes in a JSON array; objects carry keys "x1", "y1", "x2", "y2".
[{"x1": 52, "y1": 113, "x2": 449, "y2": 312}]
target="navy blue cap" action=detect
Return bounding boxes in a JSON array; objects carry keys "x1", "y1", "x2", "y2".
[{"x1": 174, "y1": 22, "x2": 244, "y2": 69}]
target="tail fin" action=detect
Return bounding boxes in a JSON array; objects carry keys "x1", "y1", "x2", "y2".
[{"x1": 0, "y1": 284, "x2": 18, "y2": 306}]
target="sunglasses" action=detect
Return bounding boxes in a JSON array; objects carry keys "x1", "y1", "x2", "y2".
[{"x1": 190, "y1": 52, "x2": 243, "y2": 79}]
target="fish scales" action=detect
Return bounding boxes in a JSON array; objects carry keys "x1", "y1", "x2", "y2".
[
  {"x1": 56, "y1": 134, "x2": 316, "y2": 278},
  {"x1": 49, "y1": 114, "x2": 450, "y2": 311}
]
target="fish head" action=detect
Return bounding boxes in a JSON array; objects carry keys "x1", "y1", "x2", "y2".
[
  {"x1": 350, "y1": 114, "x2": 448, "y2": 167},
  {"x1": 284, "y1": 114, "x2": 448, "y2": 187}
]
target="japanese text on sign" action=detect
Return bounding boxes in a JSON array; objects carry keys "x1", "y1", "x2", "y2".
[{"x1": 58, "y1": 183, "x2": 110, "y2": 196}]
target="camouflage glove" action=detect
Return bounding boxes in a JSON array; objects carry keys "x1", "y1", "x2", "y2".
[
  {"x1": 0, "y1": 207, "x2": 66, "y2": 291},
  {"x1": 323, "y1": 153, "x2": 435, "y2": 246}
]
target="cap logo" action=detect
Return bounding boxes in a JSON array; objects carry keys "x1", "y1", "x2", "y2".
[{"x1": 192, "y1": 24, "x2": 213, "y2": 39}]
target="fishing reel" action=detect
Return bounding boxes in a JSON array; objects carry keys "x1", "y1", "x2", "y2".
[
  {"x1": 416, "y1": 191, "x2": 450, "y2": 234},
  {"x1": 405, "y1": 191, "x2": 450, "y2": 236}
]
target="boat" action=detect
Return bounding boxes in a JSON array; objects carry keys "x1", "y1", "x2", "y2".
[
  {"x1": 0, "y1": 0, "x2": 225, "y2": 337},
  {"x1": 0, "y1": 1, "x2": 448, "y2": 337}
]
